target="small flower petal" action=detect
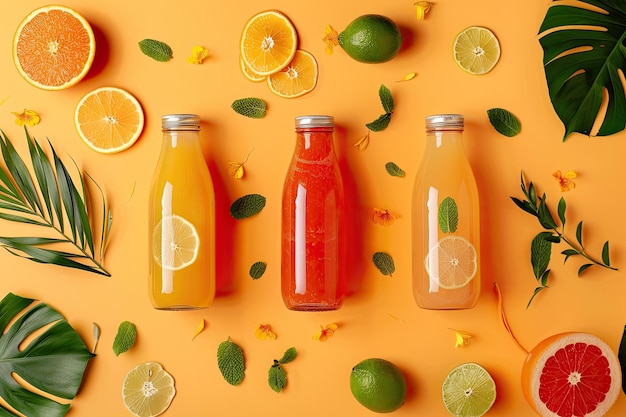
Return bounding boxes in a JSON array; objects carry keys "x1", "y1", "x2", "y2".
[
  {"x1": 12, "y1": 109, "x2": 40, "y2": 126},
  {"x1": 353, "y1": 133, "x2": 370, "y2": 151},
  {"x1": 255, "y1": 324, "x2": 277, "y2": 340},
  {"x1": 552, "y1": 170, "x2": 577, "y2": 192},
  {"x1": 322, "y1": 25, "x2": 339, "y2": 56},
  {"x1": 414, "y1": 2, "x2": 433, "y2": 20},
  {"x1": 372, "y1": 208, "x2": 399, "y2": 226},
  {"x1": 397, "y1": 72, "x2": 417, "y2": 82},
  {"x1": 186, "y1": 45, "x2": 209, "y2": 64},
  {"x1": 313, "y1": 323, "x2": 338, "y2": 342},
  {"x1": 450, "y1": 328, "x2": 473, "y2": 347}
]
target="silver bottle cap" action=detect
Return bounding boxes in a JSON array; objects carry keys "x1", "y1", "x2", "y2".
[
  {"x1": 425, "y1": 114, "x2": 464, "y2": 130},
  {"x1": 295, "y1": 115, "x2": 334, "y2": 128},
  {"x1": 162, "y1": 114, "x2": 200, "y2": 131}
]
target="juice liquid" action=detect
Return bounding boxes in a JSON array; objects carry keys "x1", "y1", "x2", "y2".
[
  {"x1": 148, "y1": 128, "x2": 215, "y2": 310},
  {"x1": 281, "y1": 119, "x2": 345, "y2": 311},
  {"x1": 412, "y1": 120, "x2": 480, "y2": 309}
]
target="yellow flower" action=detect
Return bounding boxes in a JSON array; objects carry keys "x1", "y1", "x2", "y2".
[
  {"x1": 12, "y1": 109, "x2": 40, "y2": 126},
  {"x1": 312, "y1": 323, "x2": 338, "y2": 342},
  {"x1": 414, "y1": 2, "x2": 433, "y2": 20},
  {"x1": 186, "y1": 45, "x2": 209, "y2": 64},
  {"x1": 227, "y1": 148, "x2": 254, "y2": 180},
  {"x1": 322, "y1": 25, "x2": 339, "y2": 56},
  {"x1": 353, "y1": 132, "x2": 370, "y2": 151},
  {"x1": 372, "y1": 208, "x2": 399, "y2": 227},
  {"x1": 255, "y1": 324, "x2": 276, "y2": 340},
  {"x1": 552, "y1": 170, "x2": 577, "y2": 192},
  {"x1": 450, "y1": 328, "x2": 473, "y2": 347}
]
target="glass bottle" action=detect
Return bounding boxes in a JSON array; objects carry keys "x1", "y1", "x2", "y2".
[
  {"x1": 281, "y1": 115, "x2": 345, "y2": 311},
  {"x1": 148, "y1": 114, "x2": 216, "y2": 310},
  {"x1": 412, "y1": 114, "x2": 481, "y2": 309}
]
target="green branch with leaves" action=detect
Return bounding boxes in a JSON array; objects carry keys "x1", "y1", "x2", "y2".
[
  {"x1": 0, "y1": 128, "x2": 112, "y2": 276},
  {"x1": 511, "y1": 172, "x2": 616, "y2": 307}
]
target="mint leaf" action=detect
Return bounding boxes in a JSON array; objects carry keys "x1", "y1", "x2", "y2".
[
  {"x1": 438, "y1": 197, "x2": 458, "y2": 233},
  {"x1": 231, "y1": 98, "x2": 267, "y2": 119},
  {"x1": 385, "y1": 162, "x2": 405, "y2": 177},
  {"x1": 249, "y1": 261, "x2": 267, "y2": 280},
  {"x1": 138, "y1": 39, "x2": 173, "y2": 62},
  {"x1": 268, "y1": 361, "x2": 287, "y2": 393},
  {"x1": 278, "y1": 347, "x2": 297, "y2": 364},
  {"x1": 487, "y1": 108, "x2": 521, "y2": 137},
  {"x1": 230, "y1": 194, "x2": 266, "y2": 219},
  {"x1": 373, "y1": 252, "x2": 395, "y2": 276},
  {"x1": 366, "y1": 113, "x2": 391, "y2": 132},
  {"x1": 113, "y1": 321, "x2": 136, "y2": 356},
  {"x1": 531, "y1": 232, "x2": 553, "y2": 280},
  {"x1": 217, "y1": 337, "x2": 245, "y2": 386},
  {"x1": 379, "y1": 84, "x2": 394, "y2": 113}
]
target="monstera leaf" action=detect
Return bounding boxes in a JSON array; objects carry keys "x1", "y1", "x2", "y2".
[
  {"x1": 0, "y1": 293, "x2": 94, "y2": 417},
  {"x1": 539, "y1": 0, "x2": 626, "y2": 140}
]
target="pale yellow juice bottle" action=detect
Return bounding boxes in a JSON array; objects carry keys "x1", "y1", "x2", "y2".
[
  {"x1": 148, "y1": 114, "x2": 216, "y2": 310},
  {"x1": 412, "y1": 114, "x2": 480, "y2": 309}
]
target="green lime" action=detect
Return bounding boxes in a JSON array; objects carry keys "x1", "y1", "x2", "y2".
[
  {"x1": 350, "y1": 358, "x2": 407, "y2": 413},
  {"x1": 338, "y1": 15, "x2": 402, "y2": 63},
  {"x1": 442, "y1": 363, "x2": 496, "y2": 417}
]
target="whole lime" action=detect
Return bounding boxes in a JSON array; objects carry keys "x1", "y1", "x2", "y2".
[
  {"x1": 350, "y1": 358, "x2": 407, "y2": 413},
  {"x1": 338, "y1": 14, "x2": 402, "y2": 63}
]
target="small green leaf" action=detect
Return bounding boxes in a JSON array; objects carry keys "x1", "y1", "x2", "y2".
[
  {"x1": 92, "y1": 322, "x2": 100, "y2": 354},
  {"x1": 578, "y1": 263, "x2": 594, "y2": 276},
  {"x1": 231, "y1": 98, "x2": 267, "y2": 119},
  {"x1": 561, "y1": 249, "x2": 579, "y2": 264},
  {"x1": 602, "y1": 241, "x2": 610, "y2": 266},
  {"x1": 537, "y1": 195, "x2": 558, "y2": 229},
  {"x1": 531, "y1": 232, "x2": 552, "y2": 280},
  {"x1": 378, "y1": 84, "x2": 395, "y2": 114},
  {"x1": 438, "y1": 197, "x2": 459, "y2": 233},
  {"x1": 217, "y1": 337, "x2": 245, "y2": 386},
  {"x1": 268, "y1": 361, "x2": 287, "y2": 393},
  {"x1": 366, "y1": 113, "x2": 392, "y2": 132},
  {"x1": 576, "y1": 221, "x2": 584, "y2": 246},
  {"x1": 113, "y1": 321, "x2": 137, "y2": 356},
  {"x1": 511, "y1": 197, "x2": 537, "y2": 217},
  {"x1": 527, "y1": 286, "x2": 547, "y2": 309},
  {"x1": 138, "y1": 39, "x2": 173, "y2": 62},
  {"x1": 487, "y1": 108, "x2": 521, "y2": 137},
  {"x1": 230, "y1": 194, "x2": 266, "y2": 219},
  {"x1": 540, "y1": 269, "x2": 550, "y2": 286},
  {"x1": 278, "y1": 347, "x2": 297, "y2": 364},
  {"x1": 373, "y1": 252, "x2": 395, "y2": 276},
  {"x1": 557, "y1": 197, "x2": 566, "y2": 227},
  {"x1": 385, "y1": 162, "x2": 405, "y2": 177},
  {"x1": 249, "y1": 261, "x2": 267, "y2": 280},
  {"x1": 618, "y1": 325, "x2": 626, "y2": 394}
]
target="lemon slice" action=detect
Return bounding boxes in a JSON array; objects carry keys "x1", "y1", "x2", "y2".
[
  {"x1": 267, "y1": 49, "x2": 318, "y2": 98},
  {"x1": 152, "y1": 215, "x2": 199, "y2": 271},
  {"x1": 122, "y1": 362, "x2": 176, "y2": 417},
  {"x1": 424, "y1": 236, "x2": 477, "y2": 289},
  {"x1": 239, "y1": 55, "x2": 266, "y2": 82},
  {"x1": 442, "y1": 362, "x2": 496, "y2": 417},
  {"x1": 453, "y1": 26, "x2": 500, "y2": 75}
]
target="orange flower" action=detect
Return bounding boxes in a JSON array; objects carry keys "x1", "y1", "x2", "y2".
[
  {"x1": 255, "y1": 324, "x2": 276, "y2": 340},
  {"x1": 322, "y1": 25, "x2": 339, "y2": 55},
  {"x1": 372, "y1": 208, "x2": 399, "y2": 226},
  {"x1": 312, "y1": 323, "x2": 338, "y2": 342},
  {"x1": 12, "y1": 109, "x2": 40, "y2": 126},
  {"x1": 553, "y1": 170, "x2": 577, "y2": 192}
]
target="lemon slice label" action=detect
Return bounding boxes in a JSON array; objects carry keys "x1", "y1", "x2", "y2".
[
  {"x1": 424, "y1": 236, "x2": 477, "y2": 289},
  {"x1": 153, "y1": 215, "x2": 199, "y2": 271}
]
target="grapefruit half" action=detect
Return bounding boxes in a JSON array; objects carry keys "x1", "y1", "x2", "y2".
[{"x1": 521, "y1": 332, "x2": 621, "y2": 417}]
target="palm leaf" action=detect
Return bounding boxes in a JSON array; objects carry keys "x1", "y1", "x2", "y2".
[
  {"x1": 539, "y1": 0, "x2": 626, "y2": 139},
  {"x1": 0, "y1": 292, "x2": 94, "y2": 417},
  {"x1": 0, "y1": 128, "x2": 111, "y2": 277}
]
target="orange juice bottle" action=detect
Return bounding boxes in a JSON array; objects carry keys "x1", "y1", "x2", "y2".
[
  {"x1": 281, "y1": 115, "x2": 345, "y2": 311},
  {"x1": 412, "y1": 114, "x2": 480, "y2": 309},
  {"x1": 148, "y1": 114, "x2": 216, "y2": 310}
]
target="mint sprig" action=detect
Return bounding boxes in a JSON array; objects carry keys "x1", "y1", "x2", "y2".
[
  {"x1": 511, "y1": 172, "x2": 617, "y2": 307},
  {"x1": 268, "y1": 347, "x2": 297, "y2": 393},
  {"x1": 138, "y1": 39, "x2": 173, "y2": 62},
  {"x1": 373, "y1": 252, "x2": 395, "y2": 276},
  {"x1": 113, "y1": 321, "x2": 136, "y2": 356},
  {"x1": 366, "y1": 85, "x2": 394, "y2": 132},
  {"x1": 487, "y1": 108, "x2": 521, "y2": 137},
  {"x1": 231, "y1": 98, "x2": 267, "y2": 119}
]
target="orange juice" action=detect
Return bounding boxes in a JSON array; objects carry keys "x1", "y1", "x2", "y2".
[
  {"x1": 412, "y1": 114, "x2": 480, "y2": 309},
  {"x1": 148, "y1": 114, "x2": 216, "y2": 310}
]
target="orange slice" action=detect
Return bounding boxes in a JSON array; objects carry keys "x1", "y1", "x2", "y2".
[
  {"x1": 75, "y1": 87, "x2": 145, "y2": 154},
  {"x1": 239, "y1": 55, "x2": 266, "y2": 82},
  {"x1": 424, "y1": 236, "x2": 477, "y2": 289},
  {"x1": 240, "y1": 10, "x2": 298, "y2": 76},
  {"x1": 267, "y1": 50, "x2": 318, "y2": 98},
  {"x1": 13, "y1": 5, "x2": 95, "y2": 90}
]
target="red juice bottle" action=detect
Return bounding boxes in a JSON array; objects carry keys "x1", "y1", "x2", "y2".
[{"x1": 281, "y1": 115, "x2": 345, "y2": 311}]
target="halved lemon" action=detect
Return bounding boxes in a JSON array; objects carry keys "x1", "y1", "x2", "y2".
[
  {"x1": 267, "y1": 50, "x2": 318, "y2": 98},
  {"x1": 152, "y1": 215, "x2": 200, "y2": 271},
  {"x1": 240, "y1": 10, "x2": 298, "y2": 76},
  {"x1": 122, "y1": 362, "x2": 176, "y2": 417},
  {"x1": 453, "y1": 26, "x2": 500, "y2": 75},
  {"x1": 424, "y1": 236, "x2": 477, "y2": 289},
  {"x1": 75, "y1": 86, "x2": 145, "y2": 154}
]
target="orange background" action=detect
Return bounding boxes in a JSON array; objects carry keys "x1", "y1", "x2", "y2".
[{"x1": 1, "y1": 0, "x2": 625, "y2": 416}]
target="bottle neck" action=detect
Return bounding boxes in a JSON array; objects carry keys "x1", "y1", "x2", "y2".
[
  {"x1": 162, "y1": 130, "x2": 201, "y2": 149},
  {"x1": 294, "y1": 127, "x2": 335, "y2": 162},
  {"x1": 425, "y1": 129, "x2": 465, "y2": 150}
]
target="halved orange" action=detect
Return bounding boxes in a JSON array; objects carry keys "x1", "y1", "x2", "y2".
[
  {"x1": 239, "y1": 55, "x2": 266, "y2": 82},
  {"x1": 75, "y1": 87, "x2": 145, "y2": 154},
  {"x1": 13, "y1": 5, "x2": 95, "y2": 90},
  {"x1": 240, "y1": 10, "x2": 298, "y2": 76},
  {"x1": 267, "y1": 50, "x2": 318, "y2": 98}
]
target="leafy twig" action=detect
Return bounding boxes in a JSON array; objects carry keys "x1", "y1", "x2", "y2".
[
  {"x1": 0, "y1": 128, "x2": 112, "y2": 276},
  {"x1": 511, "y1": 171, "x2": 616, "y2": 307}
]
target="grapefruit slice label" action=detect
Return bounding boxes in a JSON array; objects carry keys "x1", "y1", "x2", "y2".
[{"x1": 539, "y1": 342, "x2": 612, "y2": 416}]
